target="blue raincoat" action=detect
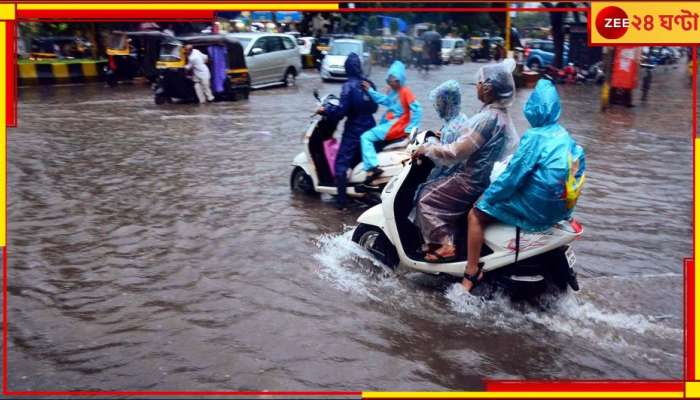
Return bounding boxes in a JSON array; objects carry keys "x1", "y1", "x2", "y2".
[
  {"x1": 322, "y1": 53, "x2": 378, "y2": 204},
  {"x1": 477, "y1": 79, "x2": 586, "y2": 232},
  {"x1": 360, "y1": 61, "x2": 422, "y2": 170}
]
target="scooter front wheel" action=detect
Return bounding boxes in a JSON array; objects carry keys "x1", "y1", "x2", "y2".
[
  {"x1": 352, "y1": 223, "x2": 399, "y2": 269},
  {"x1": 290, "y1": 167, "x2": 317, "y2": 195}
]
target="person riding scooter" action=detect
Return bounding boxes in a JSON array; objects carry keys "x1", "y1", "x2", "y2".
[
  {"x1": 463, "y1": 78, "x2": 586, "y2": 293},
  {"x1": 360, "y1": 60, "x2": 422, "y2": 184},
  {"x1": 411, "y1": 60, "x2": 519, "y2": 262},
  {"x1": 409, "y1": 79, "x2": 469, "y2": 218},
  {"x1": 318, "y1": 52, "x2": 378, "y2": 209}
]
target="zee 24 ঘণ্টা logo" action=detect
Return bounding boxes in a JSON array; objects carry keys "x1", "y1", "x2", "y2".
[{"x1": 596, "y1": 5, "x2": 700, "y2": 40}]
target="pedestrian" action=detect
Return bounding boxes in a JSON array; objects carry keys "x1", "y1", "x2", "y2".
[
  {"x1": 410, "y1": 60, "x2": 519, "y2": 262},
  {"x1": 184, "y1": 44, "x2": 214, "y2": 103},
  {"x1": 462, "y1": 78, "x2": 586, "y2": 293},
  {"x1": 317, "y1": 53, "x2": 378, "y2": 209},
  {"x1": 359, "y1": 61, "x2": 422, "y2": 184}
]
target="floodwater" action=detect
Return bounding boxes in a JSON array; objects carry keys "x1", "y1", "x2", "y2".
[{"x1": 7, "y1": 61, "x2": 691, "y2": 391}]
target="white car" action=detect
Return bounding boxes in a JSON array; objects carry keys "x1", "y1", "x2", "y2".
[
  {"x1": 441, "y1": 38, "x2": 466, "y2": 64},
  {"x1": 298, "y1": 36, "x2": 314, "y2": 56},
  {"x1": 320, "y1": 39, "x2": 371, "y2": 81},
  {"x1": 229, "y1": 32, "x2": 302, "y2": 88}
]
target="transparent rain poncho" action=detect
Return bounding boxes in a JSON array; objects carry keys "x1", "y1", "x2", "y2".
[{"x1": 412, "y1": 60, "x2": 520, "y2": 247}]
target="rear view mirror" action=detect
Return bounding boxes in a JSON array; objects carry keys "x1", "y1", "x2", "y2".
[
  {"x1": 313, "y1": 89, "x2": 320, "y2": 101},
  {"x1": 251, "y1": 47, "x2": 263, "y2": 56}
]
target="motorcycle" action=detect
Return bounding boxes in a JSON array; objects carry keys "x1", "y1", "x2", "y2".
[
  {"x1": 576, "y1": 62, "x2": 605, "y2": 85},
  {"x1": 351, "y1": 130, "x2": 583, "y2": 300},
  {"x1": 290, "y1": 90, "x2": 411, "y2": 202}
]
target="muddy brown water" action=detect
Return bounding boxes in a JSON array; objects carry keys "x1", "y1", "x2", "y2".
[{"x1": 7, "y1": 62, "x2": 690, "y2": 391}]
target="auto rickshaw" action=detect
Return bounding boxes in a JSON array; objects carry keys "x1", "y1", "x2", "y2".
[
  {"x1": 105, "y1": 31, "x2": 171, "y2": 86},
  {"x1": 469, "y1": 36, "x2": 491, "y2": 61},
  {"x1": 378, "y1": 37, "x2": 398, "y2": 67},
  {"x1": 153, "y1": 34, "x2": 250, "y2": 104}
]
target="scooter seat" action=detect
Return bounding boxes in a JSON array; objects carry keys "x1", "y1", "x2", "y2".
[{"x1": 378, "y1": 138, "x2": 409, "y2": 151}]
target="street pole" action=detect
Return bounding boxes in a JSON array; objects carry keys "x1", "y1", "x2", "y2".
[{"x1": 505, "y1": 2, "x2": 511, "y2": 54}]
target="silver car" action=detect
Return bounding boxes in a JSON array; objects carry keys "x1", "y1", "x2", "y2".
[
  {"x1": 441, "y1": 38, "x2": 466, "y2": 64},
  {"x1": 229, "y1": 32, "x2": 302, "y2": 88},
  {"x1": 320, "y1": 39, "x2": 371, "y2": 81}
]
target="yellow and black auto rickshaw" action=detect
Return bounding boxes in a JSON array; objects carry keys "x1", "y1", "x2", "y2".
[
  {"x1": 153, "y1": 34, "x2": 250, "y2": 104},
  {"x1": 105, "y1": 30, "x2": 171, "y2": 86}
]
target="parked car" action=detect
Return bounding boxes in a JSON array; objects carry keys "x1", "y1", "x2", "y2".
[
  {"x1": 298, "y1": 37, "x2": 314, "y2": 56},
  {"x1": 298, "y1": 36, "x2": 316, "y2": 68},
  {"x1": 525, "y1": 39, "x2": 569, "y2": 70},
  {"x1": 229, "y1": 32, "x2": 301, "y2": 88},
  {"x1": 440, "y1": 37, "x2": 466, "y2": 64},
  {"x1": 320, "y1": 39, "x2": 371, "y2": 81}
]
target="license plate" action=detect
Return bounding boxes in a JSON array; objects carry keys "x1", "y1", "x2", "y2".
[{"x1": 565, "y1": 246, "x2": 576, "y2": 268}]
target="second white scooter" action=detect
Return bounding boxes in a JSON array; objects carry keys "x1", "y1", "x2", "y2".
[{"x1": 290, "y1": 90, "x2": 410, "y2": 201}]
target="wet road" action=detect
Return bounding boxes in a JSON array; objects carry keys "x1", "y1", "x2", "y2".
[{"x1": 7, "y1": 61, "x2": 691, "y2": 391}]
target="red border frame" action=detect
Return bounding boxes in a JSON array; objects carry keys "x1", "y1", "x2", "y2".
[{"x1": 2, "y1": 2, "x2": 694, "y2": 397}]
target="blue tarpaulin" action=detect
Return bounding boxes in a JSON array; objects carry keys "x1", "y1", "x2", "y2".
[{"x1": 379, "y1": 15, "x2": 407, "y2": 33}]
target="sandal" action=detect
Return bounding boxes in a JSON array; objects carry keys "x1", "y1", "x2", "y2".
[
  {"x1": 424, "y1": 250, "x2": 457, "y2": 263},
  {"x1": 463, "y1": 262, "x2": 484, "y2": 293},
  {"x1": 364, "y1": 167, "x2": 384, "y2": 184}
]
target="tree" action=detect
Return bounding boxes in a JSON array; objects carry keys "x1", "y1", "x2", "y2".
[
  {"x1": 368, "y1": 15, "x2": 379, "y2": 34},
  {"x1": 389, "y1": 18, "x2": 399, "y2": 34}
]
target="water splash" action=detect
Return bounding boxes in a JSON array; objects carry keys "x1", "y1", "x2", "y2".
[{"x1": 313, "y1": 228, "x2": 401, "y2": 302}]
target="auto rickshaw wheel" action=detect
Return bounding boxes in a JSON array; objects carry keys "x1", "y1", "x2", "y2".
[{"x1": 106, "y1": 74, "x2": 118, "y2": 88}]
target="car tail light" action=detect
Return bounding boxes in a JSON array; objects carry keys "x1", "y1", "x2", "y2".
[{"x1": 524, "y1": 48, "x2": 531, "y2": 57}]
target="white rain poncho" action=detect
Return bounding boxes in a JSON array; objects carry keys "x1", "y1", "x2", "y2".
[{"x1": 412, "y1": 60, "x2": 519, "y2": 247}]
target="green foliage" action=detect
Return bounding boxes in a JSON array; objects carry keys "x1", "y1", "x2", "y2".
[
  {"x1": 368, "y1": 15, "x2": 379, "y2": 33},
  {"x1": 389, "y1": 19, "x2": 399, "y2": 34}
]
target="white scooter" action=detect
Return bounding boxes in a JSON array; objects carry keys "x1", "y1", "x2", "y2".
[
  {"x1": 352, "y1": 130, "x2": 582, "y2": 299},
  {"x1": 290, "y1": 90, "x2": 410, "y2": 201}
]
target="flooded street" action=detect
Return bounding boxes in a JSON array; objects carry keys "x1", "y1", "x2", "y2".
[{"x1": 7, "y1": 62, "x2": 691, "y2": 391}]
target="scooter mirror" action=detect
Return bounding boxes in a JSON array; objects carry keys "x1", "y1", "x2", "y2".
[{"x1": 313, "y1": 89, "x2": 320, "y2": 101}]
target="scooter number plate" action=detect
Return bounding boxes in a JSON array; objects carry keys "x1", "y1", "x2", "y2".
[{"x1": 565, "y1": 247, "x2": 576, "y2": 268}]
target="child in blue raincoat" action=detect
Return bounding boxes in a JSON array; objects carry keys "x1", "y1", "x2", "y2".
[
  {"x1": 360, "y1": 61, "x2": 422, "y2": 183},
  {"x1": 462, "y1": 78, "x2": 586, "y2": 292}
]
